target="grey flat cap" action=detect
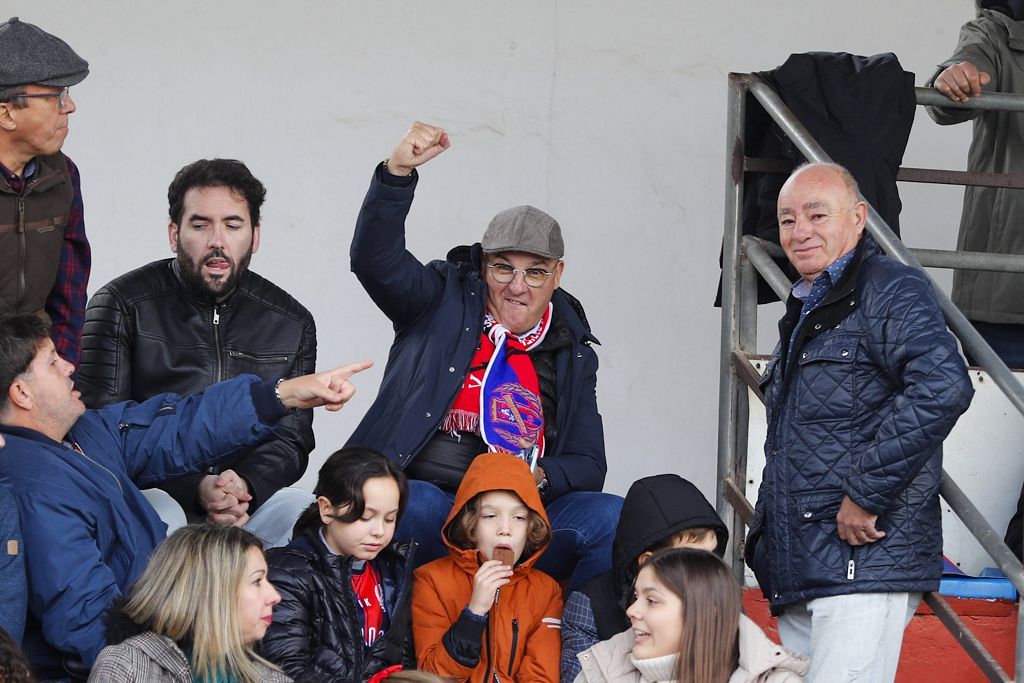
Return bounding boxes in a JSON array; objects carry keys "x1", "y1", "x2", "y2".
[
  {"x1": 481, "y1": 205, "x2": 564, "y2": 259},
  {"x1": 0, "y1": 17, "x2": 88, "y2": 88}
]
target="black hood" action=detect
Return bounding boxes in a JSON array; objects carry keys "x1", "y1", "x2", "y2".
[
  {"x1": 612, "y1": 474, "x2": 728, "y2": 590},
  {"x1": 980, "y1": 0, "x2": 1024, "y2": 19}
]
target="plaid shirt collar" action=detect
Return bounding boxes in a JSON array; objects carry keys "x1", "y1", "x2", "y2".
[{"x1": 0, "y1": 158, "x2": 39, "y2": 194}]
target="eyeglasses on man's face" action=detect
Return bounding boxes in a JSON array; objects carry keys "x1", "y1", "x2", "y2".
[
  {"x1": 487, "y1": 263, "x2": 554, "y2": 288},
  {"x1": 14, "y1": 87, "x2": 72, "y2": 111}
]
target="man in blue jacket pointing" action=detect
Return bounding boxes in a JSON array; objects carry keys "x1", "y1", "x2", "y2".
[{"x1": 0, "y1": 313, "x2": 371, "y2": 677}]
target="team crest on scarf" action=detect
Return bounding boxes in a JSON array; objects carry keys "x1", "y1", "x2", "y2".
[{"x1": 487, "y1": 382, "x2": 544, "y2": 450}]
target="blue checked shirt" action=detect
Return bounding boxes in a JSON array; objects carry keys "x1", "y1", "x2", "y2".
[
  {"x1": 787, "y1": 249, "x2": 856, "y2": 356},
  {"x1": 561, "y1": 590, "x2": 599, "y2": 682}
]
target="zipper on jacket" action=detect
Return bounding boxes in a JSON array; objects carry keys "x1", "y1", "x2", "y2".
[
  {"x1": 847, "y1": 545, "x2": 859, "y2": 580},
  {"x1": 212, "y1": 305, "x2": 223, "y2": 381},
  {"x1": 16, "y1": 196, "x2": 26, "y2": 311},
  {"x1": 506, "y1": 618, "x2": 519, "y2": 676},
  {"x1": 227, "y1": 349, "x2": 289, "y2": 363},
  {"x1": 68, "y1": 439, "x2": 124, "y2": 495},
  {"x1": 483, "y1": 617, "x2": 494, "y2": 683}
]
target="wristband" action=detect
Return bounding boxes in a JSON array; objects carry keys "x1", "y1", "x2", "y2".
[{"x1": 274, "y1": 377, "x2": 285, "y2": 407}]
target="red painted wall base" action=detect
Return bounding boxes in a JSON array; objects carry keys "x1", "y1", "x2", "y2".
[{"x1": 742, "y1": 588, "x2": 1017, "y2": 682}]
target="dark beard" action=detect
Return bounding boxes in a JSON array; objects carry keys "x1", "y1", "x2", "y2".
[{"x1": 176, "y1": 248, "x2": 252, "y2": 300}]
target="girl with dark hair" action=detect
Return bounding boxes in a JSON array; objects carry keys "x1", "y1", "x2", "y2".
[
  {"x1": 573, "y1": 548, "x2": 807, "y2": 683},
  {"x1": 261, "y1": 446, "x2": 416, "y2": 682}
]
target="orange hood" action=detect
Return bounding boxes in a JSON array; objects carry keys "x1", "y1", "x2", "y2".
[{"x1": 441, "y1": 452, "x2": 551, "y2": 571}]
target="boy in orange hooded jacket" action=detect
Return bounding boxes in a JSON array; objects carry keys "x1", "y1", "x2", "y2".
[{"x1": 412, "y1": 453, "x2": 563, "y2": 682}]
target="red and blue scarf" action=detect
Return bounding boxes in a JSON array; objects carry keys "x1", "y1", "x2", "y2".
[{"x1": 441, "y1": 303, "x2": 552, "y2": 462}]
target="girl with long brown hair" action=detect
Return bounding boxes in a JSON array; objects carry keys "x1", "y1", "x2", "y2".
[{"x1": 573, "y1": 548, "x2": 807, "y2": 683}]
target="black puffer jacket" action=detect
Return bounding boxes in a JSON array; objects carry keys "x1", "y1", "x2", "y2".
[
  {"x1": 262, "y1": 529, "x2": 416, "y2": 682},
  {"x1": 78, "y1": 259, "x2": 317, "y2": 515}
]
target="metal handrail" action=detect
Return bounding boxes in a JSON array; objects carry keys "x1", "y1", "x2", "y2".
[
  {"x1": 915, "y1": 85, "x2": 1024, "y2": 112},
  {"x1": 745, "y1": 235, "x2": 1024, "y2": 275},
  {"x1": 720, "y1": 73, "x2": 1024, "y2": 682}
]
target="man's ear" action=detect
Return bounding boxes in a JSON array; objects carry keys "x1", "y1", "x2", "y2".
[
  {"x1": 251, "y1": 224, "x2": 261, "y2": 255},
  {"x1": 0, "y1": 102, "x2": 17, "y2": 132},
  {"x1": 168, "y1": 223, "x2": 179, "y2": 253},
  {"x1": 551, "y1": 260, "x2": 565, "y2": 290},
  {"x1": 636, "y1": 550, "x2": 653, "y2": 566},
  {"x1": 6, "y1": 376, "x2": 33, "y2": 412},
  {"x1": 853, "y1": 201, "x2": 868, "y2": 234}
]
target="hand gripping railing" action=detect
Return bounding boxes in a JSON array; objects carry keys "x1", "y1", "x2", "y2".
[{"x1": 719, "y1": 72, "x2": 1024, "y2": 682}]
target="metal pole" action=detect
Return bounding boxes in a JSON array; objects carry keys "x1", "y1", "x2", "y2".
[
  {"x1": 915, "y1": 85, "x2": 1024, "y2": 113},
  {"x1": 941, "y1": 473, "x2": 1024, "y2": 595},
  {"x1": 718, "y1": 73, "x2": 750, "y2": 578},
  {"x1": 942, "y1": 473, "x2": 1024, "y2": 683},
  {"x1": 731, "y1": 244, "x2": 758, "y2": 582},
  {"x1": 911, "y1": 248, "x2": 1024, "y2": 274},
  {"x1": 747, "y1": 77, "x2": 1024, "y2": 421},
  {"x1": 743, "y1": 237, "x2": 792, "y2": 301}
]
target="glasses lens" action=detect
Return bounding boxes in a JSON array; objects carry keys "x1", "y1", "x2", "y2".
[
  {"x1": 524, "y1": 270, "x2": 550, "y2": 287},
  {"x1": 59, "y1": 88, "x2": 69, "y2": 109},
  {"x1": 489, "y1": 265, "x2": 513, "y2": 283}
]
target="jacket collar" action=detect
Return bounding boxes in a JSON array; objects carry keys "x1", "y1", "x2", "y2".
[
  {"x1": 170, "y1": 258, "x2": 248, "y2": 308},
  {"x1": 0, "y1": 423, "x2": 68, "y2": 447},
  {"x1": 581, "y1": 629, "x2": 640, "y2": 682},
  {"x1": 289, "y1": 527, "x2": 415, "y2": 572},
  {"x1": 0, "y1": 153, "x2": 66, "y2": 196},
  {"x1": 779, "y1": 234, "x2": 877, "y2": 365},
  {"x1": 122, "y1": 632, "x2": 191, "y2": 676}
]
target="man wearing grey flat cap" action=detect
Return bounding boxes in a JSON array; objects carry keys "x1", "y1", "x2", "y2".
[
  {"x1": 0, "y1": 17, "x2": 90, "y2": 369},
  {"x1": 349, "y1": 121, "x2": 622, "y2": 589}
]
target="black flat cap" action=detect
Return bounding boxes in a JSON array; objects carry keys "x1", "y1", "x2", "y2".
[{"x1": 0, "y1": 17, "x2": 88, "y2": 88}]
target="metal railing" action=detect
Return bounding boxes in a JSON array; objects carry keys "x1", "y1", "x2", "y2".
[{"x1": 719, "y1": 73, "x2": 1024, "y2": 682}]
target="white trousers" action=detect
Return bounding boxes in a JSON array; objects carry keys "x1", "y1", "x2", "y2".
[
  {"x1": 777, "y1": 591, "x2": 922, "y2": 683},
  {"x1": 142, "y1": 486, "x2": 314, "y2": 549}
]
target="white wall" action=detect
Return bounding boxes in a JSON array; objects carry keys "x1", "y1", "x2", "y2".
[{"x1": 10, "y1": 0, "x2": 983, "y2": 496}]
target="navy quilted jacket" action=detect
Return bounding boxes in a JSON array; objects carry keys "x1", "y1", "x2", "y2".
[{"x1": 746, "y1": 237, "x2": 973, "y2": 611}]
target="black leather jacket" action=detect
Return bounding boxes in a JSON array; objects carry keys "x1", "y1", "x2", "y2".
[
  {"x1": 262, "y1": 530, "x2": 417, "y2": 682},
  {"x1": 77, "y1": 258, "x2": 317, "y2": 514}
]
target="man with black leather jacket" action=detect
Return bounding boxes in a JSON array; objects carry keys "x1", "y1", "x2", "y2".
[{"x1": 77, "y1": 159, "x2": 317, "y2": 546}]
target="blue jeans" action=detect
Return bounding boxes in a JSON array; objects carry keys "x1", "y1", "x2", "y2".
[
  {"x1": 968, "y1": 320, "x2": 1024, "y2": 370},
  {"x1": 398, "y1": 479, "x2": 623, "y2": 590}
]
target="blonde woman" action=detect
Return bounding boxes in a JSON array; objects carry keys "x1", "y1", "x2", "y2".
[{"x1": 88, "y1": 525, "x2": 290, "y2": 682}]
